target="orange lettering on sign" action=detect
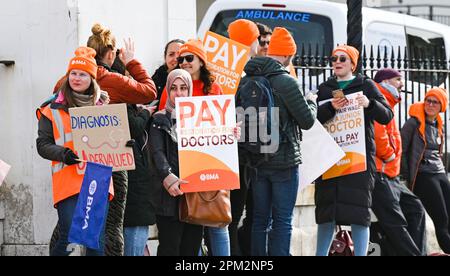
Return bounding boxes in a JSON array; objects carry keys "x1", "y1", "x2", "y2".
[
  {"x1": 196, "y1": 101, "x2": 216, "y2": 127},
  {"x1": 213, "y1": 99, "x2": 231, "y2": 126},
  {"x1": 181, "y1": 98, "x2": 232, "y2": 127},
  {"x1": 179, "y1": 102, "x2": 195, "y2": 128}
]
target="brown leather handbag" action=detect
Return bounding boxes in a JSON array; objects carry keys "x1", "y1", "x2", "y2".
[{"x1": 179, "y1": 190, "x2": 232, "y2": 228}]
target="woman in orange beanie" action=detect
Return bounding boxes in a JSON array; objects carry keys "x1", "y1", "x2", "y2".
[
  {"x1": 315, "y1": 45, "x2": 394, "y2": 256},
  {"x1": 158, "y1": 39, "x2": 222, "y2": 110},
  {"x1": 36, "y1": 47, "x2": 110, "y2": 256},
  {"x1": 401, "y1": 87, "x2": 450, "y2": 253}
]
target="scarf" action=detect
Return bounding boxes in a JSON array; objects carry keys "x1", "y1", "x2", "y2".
[{"x1": 71, "y1": 89, "x2": 109, "y2": 107}]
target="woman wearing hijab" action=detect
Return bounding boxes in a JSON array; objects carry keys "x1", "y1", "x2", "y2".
[{"x1": 149, "y1": 69, "x2": 204, "y2": 256}]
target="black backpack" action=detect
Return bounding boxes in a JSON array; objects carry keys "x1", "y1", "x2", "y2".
[{"x1": 235, "y1": 74, "x2": 280, "y2": 166}]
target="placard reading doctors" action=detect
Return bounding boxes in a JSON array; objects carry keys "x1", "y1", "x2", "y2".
[
  {"x1": 321, "y1": 92, "x2": 367, "y2": 179},
  {"x1": 69, "y1": 104, "x2": 135, "y2": 173},
  {"x1": 176, "y1": 95, "x2": 240, "y2": 193}
]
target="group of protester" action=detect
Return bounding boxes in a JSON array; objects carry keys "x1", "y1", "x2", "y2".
[{"x1": 36, "y1": 18, "x2": 450, "y2": 256}]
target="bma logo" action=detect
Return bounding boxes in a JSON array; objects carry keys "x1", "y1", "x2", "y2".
[
  {"x1": 89, "y1": 180, "x2": 97, "y2": 195},
  {"x1": 72, "y1": 59, "x2": 86, "y2": 66},
  {"x1": 200, "y1": 174, "x2": 220, "y2": 181},
  {"x1": 82, "y1": 180, "x2": 97, "y2": 230}
]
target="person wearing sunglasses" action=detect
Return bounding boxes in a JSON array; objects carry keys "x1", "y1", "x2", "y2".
[
  {"x1": 371, "y1": 69, "x2": 427, "y2": 256},
  {"x1": 256, "y1": 22, "x2": 272, "y2": 57},
  {"x1": 401, "y1": 87, "x2": 450, "y2": 254},
  {"x1": 158, "y1": 39, "x2": 222, "y2": 110},
  {"x1": 315, "y1": 45, "x2": 394, "y2": 256}
]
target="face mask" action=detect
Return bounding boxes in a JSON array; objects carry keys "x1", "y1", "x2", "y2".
[{"x1": 381, "y1": 82, "x2": 400, "y2": 100}]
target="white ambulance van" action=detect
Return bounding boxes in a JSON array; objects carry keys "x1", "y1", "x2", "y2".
[
  {"x1": 198, "y1": 0, "x2": 450, "y2": 68},
  {"x1": 198, "y1": 0, "x2": 450, "y2": 162}
]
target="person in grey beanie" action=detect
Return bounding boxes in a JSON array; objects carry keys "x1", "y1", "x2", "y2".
[{"x1": 371, "y1": 68, "x2": 427, "y2": 256}]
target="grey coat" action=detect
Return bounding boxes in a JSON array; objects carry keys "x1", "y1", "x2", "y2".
[{"x1": 400, "y1": 117, "x2": 444, "y2": 191}]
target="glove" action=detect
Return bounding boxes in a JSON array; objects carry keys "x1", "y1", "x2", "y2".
[
  {"x1": 63, "y1": 149, "x2": 80, "y2": 165},
  {"x1": 126, "y1": 139, "x2": 136, "y2": 147},
  {"x1": 305, "y1": 92, "x2": 318, "y2": 103}
]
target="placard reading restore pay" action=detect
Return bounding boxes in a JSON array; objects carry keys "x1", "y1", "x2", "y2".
[
  {"x1": 69, "y1": 104, "x2": 135, "y2": 173},
  {"x1": 322, "y1": 92, "x2": 367, "y2": 179},
  {"x1": 176, "y1": 95, "x2": 240, "y2": 193},
  {"x1": 203, "y1": 31, "x2": 249, "y2": 95}
]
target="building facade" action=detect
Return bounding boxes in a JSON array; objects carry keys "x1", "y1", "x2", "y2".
[{"x1": 0, "y1": 0, "x2": 197, "y2": 256}]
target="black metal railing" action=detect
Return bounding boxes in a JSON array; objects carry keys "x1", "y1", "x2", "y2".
[
  {"x1": 378, "y1": 4, "x2": 450, "y2": 26},
  {"x1": 293, "y1": 44, "x2": 450, "y2": 169}
]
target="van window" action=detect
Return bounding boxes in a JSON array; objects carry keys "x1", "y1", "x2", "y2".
[
  {"x1": 365, "y1": 22, "x2": 407, "y2": 59},
  {"x1": 208, "y1": 9, "x2": 334, "y2": 56},
  {"x1": 406, "y1": 27, "x2": 447, "y2": 85}
]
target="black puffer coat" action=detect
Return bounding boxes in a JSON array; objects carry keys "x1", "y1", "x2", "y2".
[
  {"x1": 149, "y1": 110, "x2": 180, "y2": 217},
  {"x1": 152, "y1": 65, "x2": 169, "y2": 101},
  {"x1": 123, "y1": 105, "x2": 156, "y2": 227},
  {"x1": 315, "y1": 74, "x2": 393, "y2": 227}
]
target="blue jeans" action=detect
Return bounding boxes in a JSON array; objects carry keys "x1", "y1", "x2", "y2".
[
  {"x1": 50, "y1": 195, "x2": 107, "y2": 256},
  {"x1": 251, "y1": 167, "x2": 299, "y2": 256},
  {"x1": 206, "y1": 226, "x2": 230, "y2": 256},
  {"x1": 124, "y1": 226, "x2": 149, "y2": 256},
  {"x1": 316, "y1": 221, "x2": 370, "y2": 256}
]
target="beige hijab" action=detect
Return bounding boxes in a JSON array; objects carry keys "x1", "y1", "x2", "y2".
[{"x1": 165, "y1": 69, "x2": 193, "y2": 113}]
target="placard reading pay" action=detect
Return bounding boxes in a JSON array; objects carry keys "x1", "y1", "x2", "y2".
[{"x1": 175, "y1": 95, "x2": 240, "y2": 193}]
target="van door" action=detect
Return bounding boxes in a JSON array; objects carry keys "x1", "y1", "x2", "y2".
[{"x1": 365, "y1": 22, "x2": 407, "y2": 60}]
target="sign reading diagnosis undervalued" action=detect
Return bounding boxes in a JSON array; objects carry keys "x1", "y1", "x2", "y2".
[{"x1": 69, "y1": 103, "x2": 135, "y2": 173}]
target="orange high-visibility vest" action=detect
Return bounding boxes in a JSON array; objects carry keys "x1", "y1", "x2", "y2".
[{"x1": 37, "y1": 105, "x2": 84, "y2": 205}]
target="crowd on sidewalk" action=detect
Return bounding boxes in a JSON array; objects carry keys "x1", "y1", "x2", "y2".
[{"x1": 36, "y1": 19, "x2": 450, "y2": 256}]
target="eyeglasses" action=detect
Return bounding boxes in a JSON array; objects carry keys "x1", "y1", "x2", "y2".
[
  {"x1": 425, "y1": 99, "x2": 441, "y2": 106},
  {"x1": 259, "y1": 40, "x2": 270, "y2": 47},
  {"x1": 177, "y1": 55, "x2": 195, "y2": 64},
  {"x1": 330, "y1": 56, "x2": 348, "y2": 63}
]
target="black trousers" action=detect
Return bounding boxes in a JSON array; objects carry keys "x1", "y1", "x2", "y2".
[
  {"x1": 156, "y1": 215, "x2": 203, "y2": 256},
  {"x1": 372, "y1": 173, "x2": 427, "y2": 256},
  {"x1": 229, "y1": 166, "x2": 253, "y2": 256},
  {"x1": 415, "y1": 172, "x2": 450, "y2": 254},
  {"x1": 105, "y1": 171, "x2": 128, "y2": 256}
]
